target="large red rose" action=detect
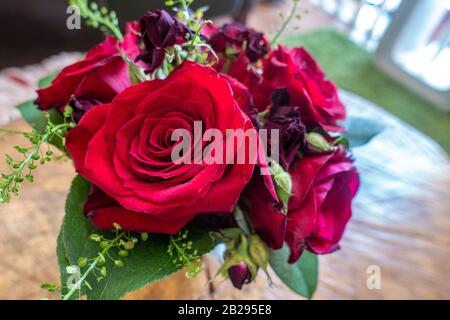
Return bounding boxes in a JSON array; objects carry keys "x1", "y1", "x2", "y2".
[
  {"x1": 66, "y1": 61, "x2": 256, "y2": 234},
  {"x1": 245, "y1": 146, "x2": 359, "y2": 262},
  {"x1": 36, "y1": 23, "x2": 142, "y2": 114},
  {"x1": 254, "y1": 46, "x2": 346, "y2": 131}
]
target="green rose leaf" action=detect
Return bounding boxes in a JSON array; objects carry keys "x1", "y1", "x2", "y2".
[
  {"x1": 269, "y1": 245, "x2": 318, "y2": 299},
  {"x1": 343, "y1": 116, "x2": 385, "y2": 148},
  {"x1": 57, "y1": 175, "x2": 215, "y2": 300},
  {"x1": 56, "y1": 227, "x2": 72, "y2": 297},
  {"x1": 38, "y1": 71, "x2": 58, "y2": 89}
]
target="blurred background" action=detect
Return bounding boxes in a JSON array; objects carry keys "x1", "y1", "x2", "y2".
[
  {"x1": 0, "y1": 0, "x2": 449, "y2": 300},
  {"x1": 1, "y1": 0, "x2": 449, "y2": 148}
]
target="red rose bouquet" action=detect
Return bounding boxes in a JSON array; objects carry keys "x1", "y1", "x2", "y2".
[{"x1": 0, "y1": 0, "x2": 379, "y2": 300}]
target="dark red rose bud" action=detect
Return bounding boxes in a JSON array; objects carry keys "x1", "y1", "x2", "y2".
[
  {"x1": 209, "y1": 23, "x2": 269, "y2": 63},
  {"x1": 245, "y1": 30, "x2": 269, "y2": 62},
  {"x1": 137, "y1": 10, "x2": 190, "y2": 72},
  {"x1": 69, "y1": 98, "x2": 102, "y2": 123},
  {"x1": 265, "y1": 88, "x2": 307, "y2": 170},
  {"x1": 136, "y1": 48, "x2": 166, "y2": 74},
  {"x1": 209, "y1": 23, "x2": 247, "y2": 52},
  {"x1": 140, "y1": 10, "x2": 187, "y2": 48},
  {"x1": 228, "y1": 262, "x2": 252, "y2": 290}
]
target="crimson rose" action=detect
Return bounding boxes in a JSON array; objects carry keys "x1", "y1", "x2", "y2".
[
  {"x1": 207, "y1": 23, "x2": 269, "y2": 63},
  {"x1": 36, "y1": 23, "x2": 142, "y2": 115},
  {"x1": 66, "y1": 61, "x2": 256, "y2": 234},
  {"x1": 244, "y1": 146, "x2": 359, "y2": 262},
  {"x1": 222, "y1": 52, "x2": 273, "y2": 113},
  {"x1": 259, "y1": 46, "x2": 346, "y2": 131}
]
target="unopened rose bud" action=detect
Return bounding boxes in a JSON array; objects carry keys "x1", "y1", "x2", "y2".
[
  {"x1": 228, "y1": 262, "x2": 252, "y2": 290},
  {"x1": 271, "y1": 162, "x2": 292, "y2": 213},
  {"x1": 218, "y1": 234, "x2": 258, "y2": 289},
  {"x1": 307, "y1": 132, "x2": 332, "y2": 153}
]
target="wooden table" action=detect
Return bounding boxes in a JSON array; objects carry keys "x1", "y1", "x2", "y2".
[{"x1": 0, "y1": 90, "x2": 449, "y2": 300}]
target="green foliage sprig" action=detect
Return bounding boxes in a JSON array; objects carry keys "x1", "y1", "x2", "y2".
[
  {"x1": 164, "y1": 0, "x2": 217, "y2": 68},
  {"x1": 168, "y1": 230, "x2": 203, "y2": 279},
  {"x1": 53, "y1": 223, "x2": 149, "y2": 300},
  {"x1": 271, "y1": 0, "x2": 301, "y2": 45},
  {"x1": 0, "y1": 109, "x2": 75, "y2": 203},
  {"x1": 69, "y1": 0, "x2": 123, "y2": 40},
  {"x1": 62, "y1": 232, "x2": 125, "y2": 300}
]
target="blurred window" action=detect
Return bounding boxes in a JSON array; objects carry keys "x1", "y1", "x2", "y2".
[
  {"x1": 309, "y1": 0, "x2": 449, "y2": 108},
  {"x1": 309, "y1": 0, "x2": 403, "y2": 50},
  {"x1": 391, "y1": 0, "x2": 450, "y2": 91}
]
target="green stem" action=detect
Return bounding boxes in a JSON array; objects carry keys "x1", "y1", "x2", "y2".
[
  {"x1": 0, "y1": 122, "x2": 72, "y2": 203},
  {"x1": 62, "y1": 232, "x2": 125, "y2": 300},
  {"x1": 76, "y1": 0, "x2": 123, "y2": 40},
  {"x1": 100, "y1": 20, "x2": 123, "y2": 41},
  {"x1": 171, "y1": 236, "x2": 191, "y2": 266},
  {"x1": 179, "y1": 0, "x2": 189, "y2": 16},
  {"x1": 187, "y1": 20, "x2": 211, "y2": 55},
  {"x1": 271, "y1": 0, "x2": 300, "y2": 46},
  {"x1": 175, "y1": 51, "x2": 183, "y2": 66},
  {"x1": 63, "y1": 257, "x2": 98, "y2": 301},
  {"x1": 12, "y1": 123, "x2": 68, "y2": 175}
]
